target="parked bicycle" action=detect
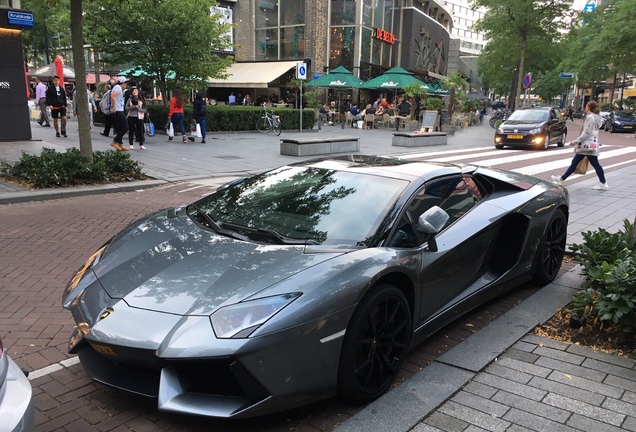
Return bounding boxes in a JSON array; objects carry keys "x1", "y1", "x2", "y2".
[
  {"x1": 256, "y1": 104, "x2": 282, "y2": 136},
  {"x1": 489, "y1": 109, "x2": 512, "y2": 128}
]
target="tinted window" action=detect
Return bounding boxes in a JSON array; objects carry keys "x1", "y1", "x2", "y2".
[
  {"x1": 193, "y1": 166, "x2": 408, "y2": 246},
  {"x1": 507, "y1": 110, "x2": 549, "y2": 122},
  {"x1": 390, "y1": 176, "x2": 484, "y2": 247}
]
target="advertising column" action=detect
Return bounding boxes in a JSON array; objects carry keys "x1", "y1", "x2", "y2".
[{"x1": 0, "y1": 8, "x2": 33, "y2": 141}]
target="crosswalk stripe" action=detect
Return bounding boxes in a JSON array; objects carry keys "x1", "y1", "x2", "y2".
[
  {"x1": 397, "y1": 146, "x2": 496, "y2": 159},
  {"x1": 512, "y1": 147, "x2": 636, "y2": 175}
]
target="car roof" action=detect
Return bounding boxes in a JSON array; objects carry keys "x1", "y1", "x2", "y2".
[{"x1": 290, "y1": 155, "x2": 473, "y2": 181}]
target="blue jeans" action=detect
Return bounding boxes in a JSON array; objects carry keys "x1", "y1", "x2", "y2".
[
  {"x1": 562, "y1": 154, "x2": 606, "y2": 183},
  {"x1": 171, "y1": 112, "x2": 186, "y2": 136},
  {"x1": 196, "y1": 117, "x2": 206, "y2": 140}
]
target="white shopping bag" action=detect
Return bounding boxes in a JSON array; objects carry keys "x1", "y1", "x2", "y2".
[
  {"x1": 167, "y1": 122, "x2": 174, "y2": 138},
  {"x1": 357, "y1": 120, "x2": 364, "y2": 129},
  {"x1": 191, "y1": 123, "x2": 202, "y2": 138}
]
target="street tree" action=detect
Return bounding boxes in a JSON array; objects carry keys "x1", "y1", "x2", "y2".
[
  {"x1": 471, "y1": 0, "x2": 574, "y2": 110},
  {"x1": 441, "y1": 72, "x2": 468, "y2": 127},
  {"x1": 83, "y1": 0, "x2": 234, "y2": 105}
]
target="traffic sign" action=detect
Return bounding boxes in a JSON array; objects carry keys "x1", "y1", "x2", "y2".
[
  {"x1": 559, "y1": 72, "x2": 575, "y2": 79},
  {"x1": 296, "y1": 62, "x2": 307, "y2": 80},
  {"x1": 522, "y1": 72, "x2": 532, "y2": 89}
]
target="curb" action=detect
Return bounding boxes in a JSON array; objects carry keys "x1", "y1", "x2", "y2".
[{"x1": 335, "y1": 266, "x2": 583, "y2": 432}]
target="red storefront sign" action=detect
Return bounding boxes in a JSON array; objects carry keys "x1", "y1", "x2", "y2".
[{"x1": 374, "y1": 28, "x2": 396, "y2": 44}]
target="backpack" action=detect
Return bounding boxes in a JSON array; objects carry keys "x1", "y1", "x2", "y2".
[{"x1": 99, "y1": 91, "x2": 111, "y2": 115}]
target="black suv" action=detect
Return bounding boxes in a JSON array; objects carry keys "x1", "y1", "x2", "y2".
[{"x1": 494, "y1": 107, "x2": 567, "y2": 150}]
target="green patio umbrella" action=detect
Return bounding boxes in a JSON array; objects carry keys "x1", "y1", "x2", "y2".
[
  {"x1": 362, "y1": 66, "x2": 431, "y2": 91},
  {"x1": 305, "y1": 66, "x2": 365, "y2": 88}
]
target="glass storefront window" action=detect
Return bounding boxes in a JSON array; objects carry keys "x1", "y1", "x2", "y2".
[
  {"x1": 331, "y1": 0, "x2": 357, "y2": 26},
  {"x1": 383, "y1": 0, "x2": 393, "y2": 31},
  {"x1": 329, "y1": 26, "x2": 355, "y2": 70},
  {"x1": 280, "y1": 0, "x2": 304, "y2": 26},
  {"x1": 360, "y1": 27, "x2": 372, "y2": 65},
  {"x1": 373, "y1": 0, "x2": 383, "y2": 28},
  {"x1": 280, "y1": 27, "x2": 305, "y2": 59},
  {"x1": 255, "y1": 0, "x2": 279, "y2": 27},
  {"x1": 361, "y1": 0, "x2": 373, "y2": 27},
  {"x1": 256, "y1": 29, "x2": 279, "y2": 61}
]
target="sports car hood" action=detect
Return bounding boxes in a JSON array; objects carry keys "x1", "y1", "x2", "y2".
[{"x1": 91, "y1": 210, "x2": 343, "y2": 316}]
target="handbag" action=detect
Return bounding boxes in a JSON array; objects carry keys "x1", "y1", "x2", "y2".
[
  {"x1": 574, "y1": 157, "x2": 589, "y2": 175},
  {"x1": 144, "y1": 115, "x2": 155, "y2": 137}
]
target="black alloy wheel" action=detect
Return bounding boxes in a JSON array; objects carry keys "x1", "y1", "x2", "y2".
[
  {"x1": 558, "y1": 130, "x2": 567, "y2": 147},
  {"x1": 495, "y1": 143, "x2": 504, "y2": 149},
  {"x1": 338, "y1": 283, "x2": 411, "y2": 404},
  {"x1": 532, "y1": 209, "x2": 567, "y2": 286}
]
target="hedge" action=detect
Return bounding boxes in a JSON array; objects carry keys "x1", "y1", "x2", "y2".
[{"x1": 93, "y1": 103, "x2": 316, "y2": 132}]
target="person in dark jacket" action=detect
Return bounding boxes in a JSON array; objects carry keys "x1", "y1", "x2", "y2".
[
  {"x1": 188, "y1": 92, "x2": 207, "y2": 143},
  {"x1": 45, "y1": 75, "x2": 68, "y2": 137}
]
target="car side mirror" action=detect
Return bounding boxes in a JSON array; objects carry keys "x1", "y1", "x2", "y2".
[{"x1": 418, "y1": 206, "x2": 449, "y2": 252}]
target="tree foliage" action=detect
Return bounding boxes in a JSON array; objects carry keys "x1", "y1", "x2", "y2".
[
  {"x1": 21, "y1": 0, "x2": 70, "y2": 66},
  {"x1": 471, "y1": 0, "x2": 574, "y2": 109},
  {"x1": 83, "y1": 0, "x2": 234, "y2": 104}
]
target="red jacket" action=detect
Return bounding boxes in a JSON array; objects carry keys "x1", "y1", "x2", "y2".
[{"x1": 168, "y1": 97, "x2": 184, "y2": 118}]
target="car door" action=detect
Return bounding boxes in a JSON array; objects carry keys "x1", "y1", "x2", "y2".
[
  {"x1": 548, "y1": 109, "x2": 561, "y2": 142},
  {"x1": 389, "y1": 175, "x2": 495, "y2": 326}
]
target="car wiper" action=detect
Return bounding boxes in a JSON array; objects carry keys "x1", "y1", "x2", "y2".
[
  {"x1": 221, "y1": 222, "x2": 319, "y2": 245},
  {"x1": 189, "y1": 205, "x2": 249, "y2": 242}
]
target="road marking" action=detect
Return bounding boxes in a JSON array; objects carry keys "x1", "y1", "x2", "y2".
[{"x1": 28, "y1": 356, "x2": 80, "y2": 381}]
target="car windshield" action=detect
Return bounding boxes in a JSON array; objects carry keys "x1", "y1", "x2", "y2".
[
  {"x1": 190, "y1": 166, "x2": 408, "y2": 246},
  {"x1": 507, "y1": 110, "x2": 549, "y2": 122},
  {"x1": 615, "y1": 111, "x2": 636, "y2": 120}
]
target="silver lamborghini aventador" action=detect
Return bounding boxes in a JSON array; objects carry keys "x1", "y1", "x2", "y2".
[{"x1": 63, "y1": 155, "x2": 569, "y2": 419}]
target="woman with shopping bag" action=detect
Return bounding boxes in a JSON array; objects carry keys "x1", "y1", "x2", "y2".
[
  {"x1": 168, "y1": 89, "x2": 187, "y2": 143},
  {"x1": 551, "y1": 100, "x2": 608, "y2": 190},
  {"x1": 188, "y1": 92, "x2": 207, "y2": 143}
]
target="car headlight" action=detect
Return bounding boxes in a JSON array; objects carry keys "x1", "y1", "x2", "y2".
[
  {"x1": 210, "y1": 293, "x2": 301, "y2": 338},
  {"x1": 62, "y1": 241, "x2": 111, "y2": 308},
  {"x1": 529, "y1": 128, "x2": 542, "y2": 134}
]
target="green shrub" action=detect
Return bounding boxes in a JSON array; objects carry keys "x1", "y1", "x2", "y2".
[
  {"x1": 94, "y1": 103, "x2": 315, "y2": 132},
  {"x1": 570, "y1": 219, "x2": 636, "y2": 333},
  {"x1": 0, "y1": 147, "x2": 145, "y2": 189}
]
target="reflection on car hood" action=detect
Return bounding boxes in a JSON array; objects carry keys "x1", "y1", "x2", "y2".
[{"x1": 92, "y1": 210, "x2": 343, "y2": 316}]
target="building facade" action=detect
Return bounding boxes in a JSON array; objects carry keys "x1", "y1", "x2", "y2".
[{"x1": 223, "y1": 0, "x2": 457, "y2": 96}]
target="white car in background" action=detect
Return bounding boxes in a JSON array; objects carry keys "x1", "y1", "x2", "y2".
[{"x1": 0, "y1": 335, "x2": 34, "y2": 432}]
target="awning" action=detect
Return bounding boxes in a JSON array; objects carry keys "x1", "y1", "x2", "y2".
[
  {"x1": 207, "y1": 61, "x2": 298, "y2": 88},
  {"x1": 623, "y1": 88, "x2": 636, "y2": 98}
]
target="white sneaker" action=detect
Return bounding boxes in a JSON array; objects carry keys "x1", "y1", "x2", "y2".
[
  {"x1": 551, "y1": 175, "x2": 563, "y2": 185},
  {"x1": 592, "y1": 182, "x2": 609, "y2": 190}
]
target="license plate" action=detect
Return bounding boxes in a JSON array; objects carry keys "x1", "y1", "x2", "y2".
[
  {"x1": 624, "y1": 126, "x2": 633, "y2": 129},
  {"x1": 91, "y1": 343, "x2": 116, "y2": 356},
  {"x1": 507, "y1": 134, "x2": 523, "y2": 139}
]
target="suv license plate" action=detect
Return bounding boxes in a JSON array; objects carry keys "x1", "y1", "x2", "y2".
[{"x1": 507, "y1": 134, "x2": 523, "y2": 139}]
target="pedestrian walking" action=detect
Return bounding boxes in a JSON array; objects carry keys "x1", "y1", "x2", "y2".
[
  {"x1": 109, "y1": 76, "x2": 129, "y2": 151},
  {"x1": 46, "y1": 75, "x2": 68, "y2": 137},
  {"x1": 100, "y1": 81, "x2": 114, "y2": 137},
  {"x1": 552, "y1": 100, "x2": 608, "y2": 190},
  {"x1": 565, "y1": 106, "x2": 574, "y2": 122},
  {"x1": 73, "y1": 86, "x2": 97, "y2": 128},
  {"x1": 34, "y1": 77, "x2": 50, "y2": 127},
  {"x1": 168, "y1": 89, "x2": 187, "y2": 143},
  {"x1": 188, "y1": 92, "x2": 207, "y2": 143},
  {"x1": 125, "y1": 88, "x2": 147, "y2": 150}
]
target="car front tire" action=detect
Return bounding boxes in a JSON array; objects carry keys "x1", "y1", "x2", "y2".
[
  {"x1": 558, "y1": 130, "x2": 567, "y2": 147},
  {"x1": 338, "y1": 283, "x2": 411, "y2": 404},
  {"x1": 532, "y1": 209, "x2": 567, "y2": 286}
]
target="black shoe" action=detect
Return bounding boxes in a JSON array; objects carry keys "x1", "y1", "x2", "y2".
[
  {"x1": 56, "y1": 132, "x2": 60, "y2": 137},
  {"x1": 201, "y1": 139, "x2": 206, "y2": 143},
  {"x1": 37, "y1": 120, "x2": 42, "y2": 125},
  {"x1": 188, "y1": 137, "x2": 195, "y2": 142},
  {"x1": 62, "y1": 131, "x2": 67, "y2": 137},
  {"x1": 43, "y1": 124, "x2": 51, "y2": 127},
  {"x1": 100, "y1": 132, "x2": 109, "y2": 136}
]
